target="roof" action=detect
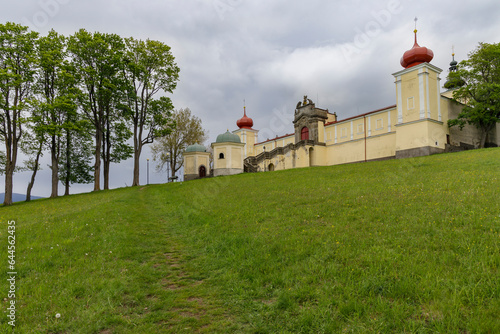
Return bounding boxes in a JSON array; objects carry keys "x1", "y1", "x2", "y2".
[
  {"x1": 216, "y1": 130, "x2": 241, "y2": 143},
  {"x1": 325, "y1": 105, "x2": 397, "y2": 126},
  {"x1": 255, "y1": 133, "x2": 294, "y2": 145},
  {"x1": 185, "y1": 143, "x2": 207, "y2": 153}
]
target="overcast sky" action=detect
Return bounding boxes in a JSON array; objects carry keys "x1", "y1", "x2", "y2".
[{"x1": 2, "y1": 0, "x2": 500, "y2": 197}]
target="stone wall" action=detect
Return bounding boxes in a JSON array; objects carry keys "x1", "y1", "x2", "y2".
[
  {"x1": 293, "y1": 102, "x2": 328, "y2": 143},
  {"x1": 395, "y1": 146, "x2": 444, "y2": 159}
]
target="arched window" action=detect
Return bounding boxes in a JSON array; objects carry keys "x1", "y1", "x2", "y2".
[
  {"x1": 219, "y1": 153, "x2": 225, "y2": 159},
  {"x1": 301, "y1": 127, "x2": 309, "y2": 141}
]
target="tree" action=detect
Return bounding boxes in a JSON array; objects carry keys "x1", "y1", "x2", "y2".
[
  {"x1": 59, "y1": 117, "x2": 93, "y2": 195},
  {"x1": 101, "y1": 109, "x2": 133, "y2": 189},
  {"x1": 33, "y1": 30, "x2": 79, "y2": 198},
  {"x1": 22, "y1": 113, "x2": 45, "y2": 202},
  {"x1": 447, "y1": 42, "x2": 500, "y2": 148},
  {"x1": 0, "y1": 22, "x2": 38, "y2": 205},
  {"x1": 122, "y1": 38, "x2": 179, "y2": 186},
  {"x1": 151, "y1": 108, "x2": 206, "y2": 180},
  {"x1": 68, "y1": 29, "x2": 127, "y2": 191},
  {"x1": 101, "y1": 86, "x2": 133, "y2": 190}
]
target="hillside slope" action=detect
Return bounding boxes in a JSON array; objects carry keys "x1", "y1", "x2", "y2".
[
  {"x1": 0, "y1": 193, "x2": 43, "y2": 203},
  {"x1": 1, "y1": 148, "x2": 499, "y2": 333}
]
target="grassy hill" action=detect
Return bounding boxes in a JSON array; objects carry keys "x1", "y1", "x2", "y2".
[{"x1": 1, "y1": 148, "x2": 499, "y2": 333}]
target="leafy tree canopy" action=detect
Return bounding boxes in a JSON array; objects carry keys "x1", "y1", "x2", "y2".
[
  {"x1": 447, "y1": 42, "x2": 500, "y2": 147},
  {"x1": 151, "y1": 108, "x2": 206, "y2": 179}
]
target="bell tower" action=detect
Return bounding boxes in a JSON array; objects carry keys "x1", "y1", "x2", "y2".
[{"x1": 393, "y1": 21, "x2": 446, "y2": 158}]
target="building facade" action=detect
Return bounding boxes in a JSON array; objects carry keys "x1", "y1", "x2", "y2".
[{"x1": 184, "y1": 31, "x2": 499, "y2": 180}]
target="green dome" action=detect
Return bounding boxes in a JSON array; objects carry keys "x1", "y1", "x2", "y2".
[
  {"x1": 185, "y1": 143, "x2": 207, "y2": 152},
  {"x1": 216, "y1": 130, "x2": 241, "y2": 143}
]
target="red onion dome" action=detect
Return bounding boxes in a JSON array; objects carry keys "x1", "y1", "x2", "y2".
[
  {"x1": 236, "y1": 107, "x2": 253, "y2": 129},
  {"x1": 400, "y1": 30, "x2": 434, "y2": 69}
]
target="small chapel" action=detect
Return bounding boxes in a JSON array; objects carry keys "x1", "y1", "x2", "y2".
[{"x1": 183, "y1": 29, "x2": 500, "y2": 181}]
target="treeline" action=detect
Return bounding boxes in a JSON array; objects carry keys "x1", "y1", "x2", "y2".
[{"x1": 0, "y1": 22, "x2": 179, "y2": 205}]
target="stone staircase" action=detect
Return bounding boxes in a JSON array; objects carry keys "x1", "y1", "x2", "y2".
[{"x1": 243, "y1": 140, "x2": 318, "y2": 172}]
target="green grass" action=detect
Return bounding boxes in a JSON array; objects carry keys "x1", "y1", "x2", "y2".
[{"x1": 1, "y1": 148, "x2": 499, "y2": 333}]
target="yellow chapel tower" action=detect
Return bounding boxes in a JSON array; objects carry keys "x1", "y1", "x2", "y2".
[
  {"x1": 233, "y1": 106, "x2": 259, "y2": 158},
  {"x1": 393, "y1": 24, "x2": 447, "y2": 158}
]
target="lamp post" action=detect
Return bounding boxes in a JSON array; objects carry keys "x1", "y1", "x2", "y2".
[
  {"x1": 147, "y1": 158, "x2": 150, "y2": 185},
  {"x1": 263, "y1": 146, "x2": 266, "y2": 172},
  {"x1": 166, "y1": 152, "x2": 170, "y2": 182}
]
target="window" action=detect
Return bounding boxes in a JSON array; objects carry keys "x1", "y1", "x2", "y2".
[
  {"x1": 357, "y1": 123, "x2": 364, "y2": 134},
  {"x1": 407, "y1": 97, "x2": 414, "y2": 110},
  {"x1": 301, "y1": 127, "x2": 309, "y2": 140},
  {"x1": 219, "y1": 153, "x2": 224, "y2": 159},
  {"x1": 340, "y1": 127, "x2": 347, "y2": 138},
  {"x1": 376, "y1": 118, "x2": 383, "y2": 130}
]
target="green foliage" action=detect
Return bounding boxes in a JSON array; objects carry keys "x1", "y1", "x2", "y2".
[
  {"x1": 58, "y1": 119, "x2": 93, "y2": 188},
  {"x1": 106, "y1": 121, "x2": 133, "y2": 163},
  {"x1": 448, "y1": 42, "x2": 500, "y2": 147},
  {"x1": 1, "y1": 148, "x2": 499, "y2": 333},
  {"x1": 122, "y1": 37, "x2": 179, "y2": 185},
  {"x1": 0, "y1": 23, "x2": 181, "y2": 195},
  {"x1": 0, "y1": 150, "x2": 5, "y2": 174},
  {"x1": 0, "y1": 22, "x2": 39, "y2": 204},
  {"x1": 151, "y1": 108, "x2": 206, "y2": 177},
  {"x1": 67, "y1": 29, "x2": 131, "y2": 190}
]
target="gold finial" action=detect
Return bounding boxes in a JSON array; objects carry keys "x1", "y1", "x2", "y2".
[
  {"x1": 414, "y1": 17, "x2": 418, "y2": 33},
  {"x1": 243, "y1": 99, "x2": 246, "y2": 115},
  {"x1": 452, "y1": 45, "x2": 455, "y2": 57}
]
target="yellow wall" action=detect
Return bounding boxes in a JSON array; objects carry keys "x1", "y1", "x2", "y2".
[
  {"x1": 395, "y1": 119, "x2": 446, "y2": 152},
  {"x1": 400, "y1": 70, "x2": 420, "y2": 123},
  {"x1": 394, "y1": 63, "x2": 443, "y2": 125},
  {"x1": 183, "y1": 152, "x2": 210, "y2": 176},
  {"x1": 255, "y1": 144, "x2": 321, "y2": 172},
  {"x1": 213, "y1": 146, "x2": 227, "y2": 169},
  {"x1": 323, "y1": 132, "x2": 396, "y2": 166},
  {"x1": 325, "y1": 108, "x2": 396, "y2": 143},
  {"x1": 212, "y1": 142, "x2": 245, "y2": 175},
  {"x1": 234, "y1": 128, "x2": 259, "y2": 157},
  {"x1": 254, "y1": 135, "x2": 294, "y2": 155},
  {"x1": 326, "y1": 112, "x2": 337, "y2": 123},
  {"x1": 185, "y1": 156, "x2": 195, "y2": 174},
  {"x1": 231, "y1": 147, "x2": 242, "y2": 168}
]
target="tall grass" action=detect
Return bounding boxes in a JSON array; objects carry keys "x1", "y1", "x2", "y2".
[{"x1": 1, "y1": 148, "x2": 499, "y2": 333}]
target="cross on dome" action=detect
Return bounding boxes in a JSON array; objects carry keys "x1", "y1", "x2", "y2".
[{"x1": 400, "y1": 19, "x2": 434, "y2": 68}]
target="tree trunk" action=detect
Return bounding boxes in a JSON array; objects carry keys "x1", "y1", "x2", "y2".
[
  {"x1": 50, "y1": 135, "x2": 59, "y2": 198},
  {"x1": 104, "y1": 157, "x2": 110, "y2": 190},
  {"x1": 103, "y1": 120, "x2": 111, "y2": 190},
  {"x1": 26, "y1": 143, "x2": 43, "y2": 202},
  {"x1": 480, "y1": 131, "x2": 487, "y2": 148},
  {"x1": 132, "y1": 120, "x2": 140, "y2": 186},
  {"x1": 480, "y1": 124, "x2": 494, "y2": 148},
  {"x1": 94, "y1": 126, "x2": 102, "y2": 192},
  {"x1": 132, "y1": 147, "x2": 141, "y2": 186},
  {"x1": 3, "y1": 164, "x2": 13, "y2": 206},
  {"x1": 171, "y1": 159, "x2": 176, "y2": 178},
  {"x1": 3, "y1": 142, "x2": 17, "y2": 206},
  {"x1": 64, "y1": 129, "x2": 71, "y2": 196}
]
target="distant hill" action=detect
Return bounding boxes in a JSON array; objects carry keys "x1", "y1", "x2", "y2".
[{"x1": 0, "y1": 193, "x2": 43, "y2": 203}]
